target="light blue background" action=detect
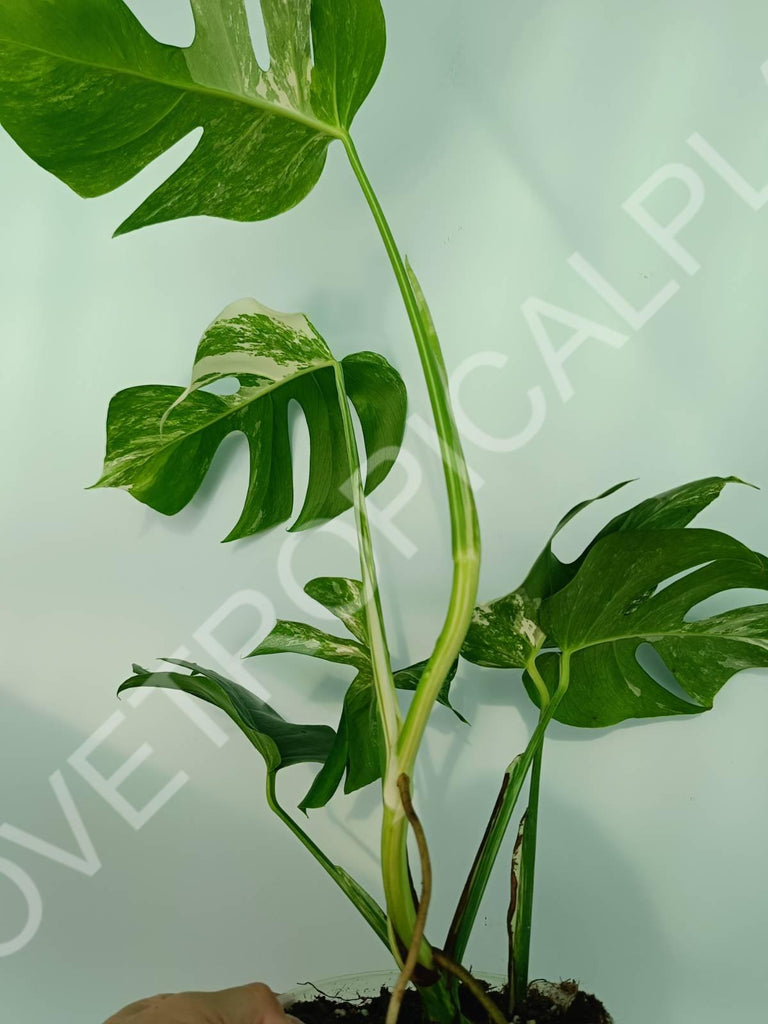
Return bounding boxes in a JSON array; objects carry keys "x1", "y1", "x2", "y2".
[{"x1": 2, "y1": 1, "x2": 768, "y2": 1021}]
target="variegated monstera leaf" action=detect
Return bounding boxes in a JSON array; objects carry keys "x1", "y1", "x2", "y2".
[
  {"x1": 464, "y1": 477, "x2": 768, "y2": 728},
  {"x1": 93, "y1": 299, "x2": 406, "y2": 540},
  {"x1": 249, "y1": 576, "x2": 467, "y2": 810},
  {"x1": 0, "y1": 0, "x2": 385, "y2": 233}
]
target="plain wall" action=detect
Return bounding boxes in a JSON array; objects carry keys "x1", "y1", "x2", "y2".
[{"x1": 1, "y1": 1, "x2": 768, "y2": 1021}]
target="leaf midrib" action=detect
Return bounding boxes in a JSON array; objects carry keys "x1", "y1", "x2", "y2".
[
  {"x1": 113, "y1": 359, "x2": 337, "y2": 474},
  {"x1": 0, "y1": 33, "x2": 345, "y2": 139},
  {"x1": 564, "y1": 627, "x2": 768, "y2": 654}
]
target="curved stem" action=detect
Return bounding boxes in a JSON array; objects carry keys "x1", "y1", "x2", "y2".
[
  {"x1": 394, "y1": 269, "x2": 481, "y2": 773},
  {"x1": 343, "y1": 132, "x2": 481, "y2": 960},
  {"x1": 265, "y1": 772, "x2": 389, "y2": 947},
  {"x1": 386, "y1": 775, "x2": 433, "y2": 1024}
]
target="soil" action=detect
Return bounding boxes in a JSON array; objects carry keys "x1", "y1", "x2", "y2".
[{"x1": 286, "y1": 979, "x2": 612, "y2": 1024}]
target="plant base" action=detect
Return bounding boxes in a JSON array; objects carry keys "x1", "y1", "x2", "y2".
[
  {"x1": 513, "y1": 980, "x2": 613, "y2": 1023},
  {"x1": 282, "y1": 973, "x2": 613, "y2": 1024}
]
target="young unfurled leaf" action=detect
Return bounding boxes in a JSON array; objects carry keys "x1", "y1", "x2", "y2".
[
  {"x1": 463, "y1": 477, "x2": 747, "y2": 670},
  {"x1": 297, "y1": 657, "x2": 465, "y2": 811},
  {"x1": 392, "y1": 660, "x2": 467, "y2": 725},
  {"x1": 525, "y1": 529, "x2": 768, "y2": 728},
  {"x1": 252, "y1": 620, "x2": 369, "y2": 669},
  {"x1": 118, "y1": 659, "x2": 335, "y2": 773},
  {"x1": 249, "y1": 577, "x2": 467, "y2": 809},
  {"x1": 462, "y1": 591, "x2": 545, "y2": 672},
  {"x1": 92, "y1": 300, "x2": 407, "y2": 540},
  {"x1": 0, "y1": 0, "x2": 386, "y2": 234},
  {"x1": 303, "y1": 576, "x2": 369, "y2": 642}
]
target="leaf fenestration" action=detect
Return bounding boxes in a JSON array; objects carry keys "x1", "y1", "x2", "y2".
[
  {"x1": 464, "y1": 477, "x2": 768, "y2": 729},
  {"x1": 463, "y1": 477, "x2": 748, "y2": 670},
  {"x1": 0, "y1": 0, "x2": 386, "y2": 234},
  {"x1": 92, "y1": 300, "x2": 407, "y2": 540},
  {"x1": 526, "y1": 529, "x2": 768, "y2": 728}
]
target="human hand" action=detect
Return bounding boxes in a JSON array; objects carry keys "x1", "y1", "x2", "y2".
[{"x1": 104, "y1": 981, "x2": 301, "y2": 1024}]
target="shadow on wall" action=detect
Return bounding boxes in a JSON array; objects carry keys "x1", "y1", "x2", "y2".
[
  {"x1": 0, "y1": 687, "x2": 384, "y2": 1024},
  {"x1": 522, "y1": 791, "x2": 672, "y2": 1023},
  {"x1": 415, "y1": 760, "x2": 672, "y2": 1024},
  {"x1": 303, "y1": 662, "x2": 673, "y2": 1024}
]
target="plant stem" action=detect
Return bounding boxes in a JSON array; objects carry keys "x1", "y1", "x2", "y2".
[
  {"x1": 332, "y1": 362, "x2": 402, "y2": 754},
  {"x1": 265, "y1": 772, "x2": 389, "y2": 947},
  {"x1": 509, "y1": 660, "x2": 549, "y2": 1009},
  {"x1": 342, "y1": 132, "x2": 481, "y2": 961},
  {"x1": 509, "y1": 744, "x2": 543, "y2": 1011},
  {"x1": 506, "y1": 811, "x2": 527, "y2": 1015},
  {"x1": 445, "y1": 654, "x2": 570, "y2": 964},
  {"x1": 332, "y1": 361, "x2": 414, "y2": 962},
  {"x1": 386, "y1": 775, "x2": 433, "y2": 1024},
  {"x1": 432, "y1": 950, "x2": 508, "y2": 1024}
]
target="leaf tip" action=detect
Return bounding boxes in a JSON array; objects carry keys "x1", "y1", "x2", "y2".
[
  {"x1": 221, "y1": 522, "x2": 252, "y2": 543},
  {"x1": 730, "y1": 475, "x2": 760, "y2": 491}
]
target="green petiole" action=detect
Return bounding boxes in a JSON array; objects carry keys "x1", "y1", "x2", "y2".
[
  {"x1": 445, "y1": 653, "x2": 570, "y2": 965},
  {"x1": 342, "y1": 131, "x2": 481, "y2": 966},
  {"x1": 265, "y1": 772, "x2": 389, "y2": 947}
]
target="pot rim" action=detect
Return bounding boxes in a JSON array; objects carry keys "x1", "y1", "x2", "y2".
[{"x1": 281, "y1": 969, "x2": 506, "y2": 1006}]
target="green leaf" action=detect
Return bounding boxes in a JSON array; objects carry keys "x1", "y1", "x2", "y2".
[
  {"x1": 119, "y1": 657, "x2": 393, "y2": 946},
  {"x1": 463, "y1": 476, "x2": 748, "y2": 670},
  {"x1": 300, "y1": 711, "x2": 349, "y2": 811},
  {"x1": 0, "y1": 0, "x2": 386, "y2": 234},
  {"x1": 341, "y1": 353, "x2": 407, "y2": 497},
  {"x1": 462, "y1": 591, "x2": 545, "y2": 671},
  {"x1": 393, "y1": 659, "x2": 468, "y2": 725},
  {"x1": 248, "y1": 607, "x2": 380, "y2": 804},
  {"x1": 252, "y1": 620, "x2": 368, "y2": 668},
  {"x1": 118, "y1": 659, "x2": 335, "y2": 772},
  {"x1": 92, "y1": 300, "x2": 406, "y2": 540},
  {"x1": 521, "y1": 480, "x2": 636, "y2": 602},
  {"x1": 310, "y1": 0, "x2": 386, "y2": 129},
  {"x1": 527, "y1": 529, "x2": 768, "y2": 727},
  {"x1": 249, "y1": 576, "x2": 467, "y2": 809},
  {"x1": 299, "y1": 658, "x2": 467, "y2": 811},
  {"x1": 303, "y1": 576, "x2": 369, "y2": 643}
]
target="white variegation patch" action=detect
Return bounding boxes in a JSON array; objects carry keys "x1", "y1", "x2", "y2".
[
  {"x1": 191, "y1": 350, "x2": 318, "y2": 384},
  {"x1": 0, "y1": 0, "x2": 385, "y2": 237},
  {"x1": 213, "y1": 298, "x2": 315, "y2": 337}
]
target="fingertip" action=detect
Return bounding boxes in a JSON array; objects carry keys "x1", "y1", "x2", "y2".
[{"x1": 221, "y1": 980, "x2": 289, "y2": 1024}]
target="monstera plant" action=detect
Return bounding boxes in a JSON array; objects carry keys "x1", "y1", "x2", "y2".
[{"x1": 3, "y1": 2, "x2": 767, "y2": 1022}]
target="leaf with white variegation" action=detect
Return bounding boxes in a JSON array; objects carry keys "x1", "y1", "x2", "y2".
[
  {"x1": 92, "y1": 300, "x2": 407, "y2": 540},
  {"x1": 0, "y1": 0, "x2": 385, "y2": 233},
  {"x1": 118, "y1": 659, "x2": 335, "y2": 772},
  {"x1": 527, "y1": 529, "x2": 768, "y2": 727},
  {"x1": 304, "y1": 576, "x2": 369, "y2": 642},
  {"x1": 462, "y1": 476, "x2": 748, "y2": 670},
  {"x1": 248, "y1": 576, "x2": 467, "y2": 809}
]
